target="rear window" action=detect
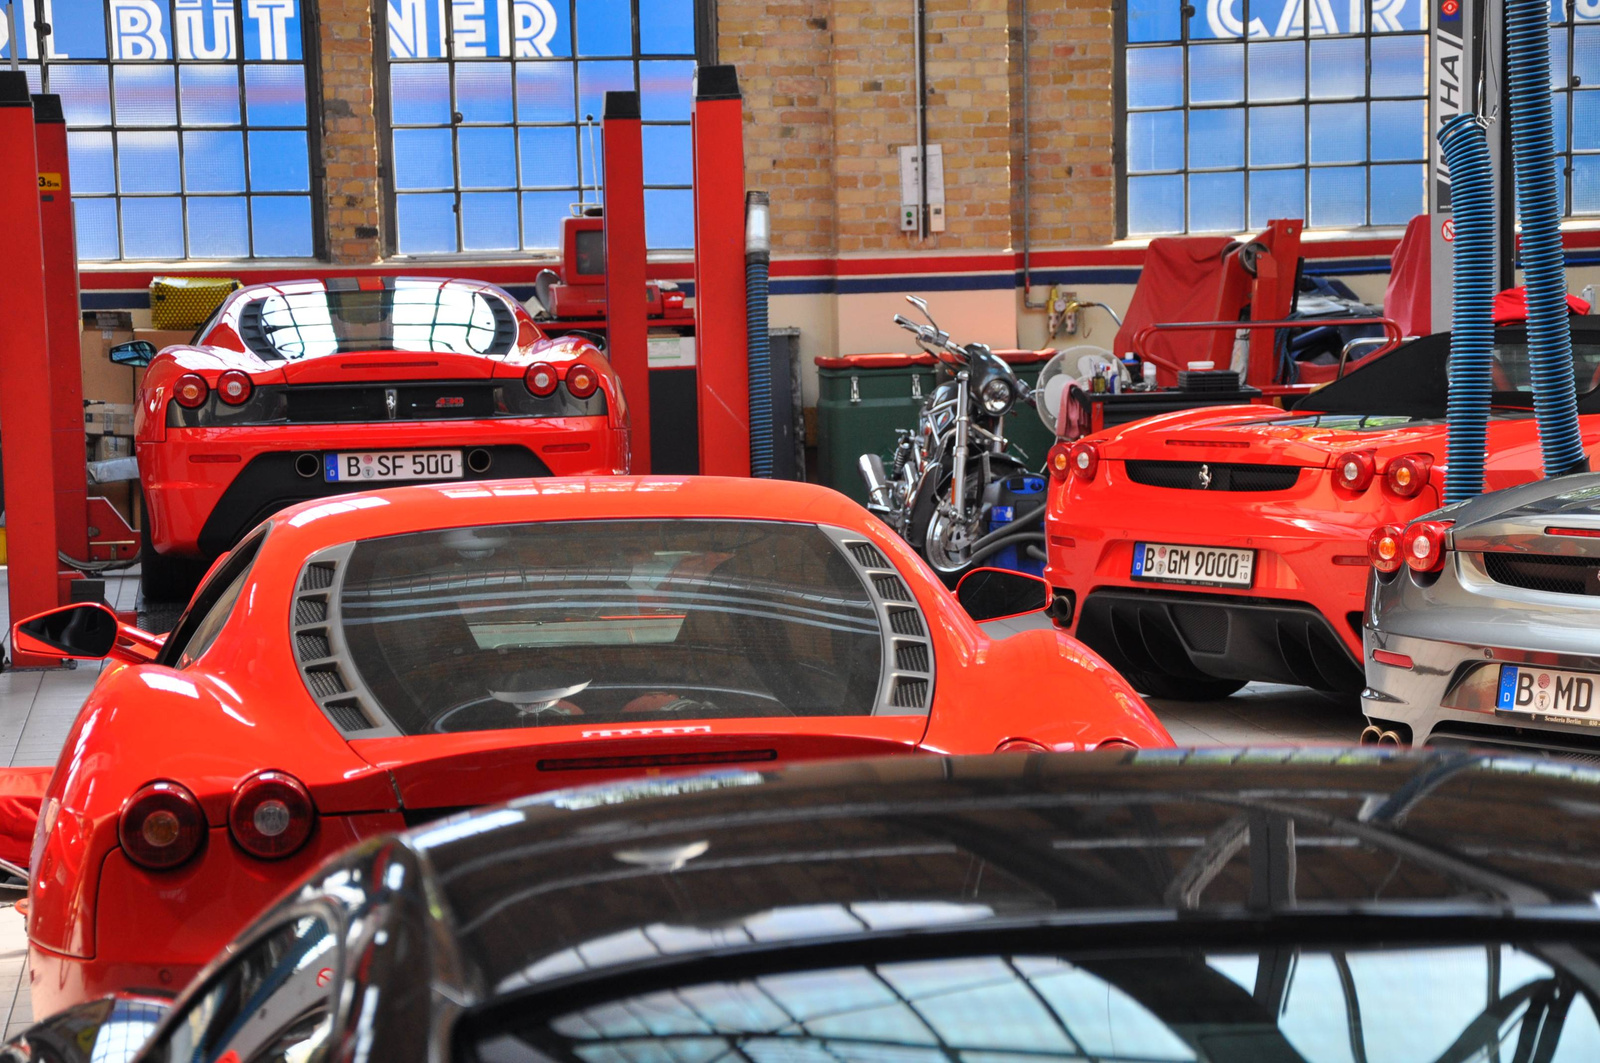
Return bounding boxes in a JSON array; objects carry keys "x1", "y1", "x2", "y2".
[
  {"x1": 335, "y1": 520, "x2": 888, "y2": 734},
  {"x1": 239, "y1": 285, "x2": 516, "y2": 360}
]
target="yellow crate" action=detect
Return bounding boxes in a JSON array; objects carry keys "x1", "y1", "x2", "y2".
[
  {"x1": 149, "y1": 276, "x2": 240, "y2": 331},
  {"x1": 0, "y1": 527, "x2": 8, "y2": 567}
]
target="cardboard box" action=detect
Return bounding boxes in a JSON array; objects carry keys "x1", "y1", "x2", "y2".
[{"x1": 84, "y1": 401, "x2": 134, "y2": 437}]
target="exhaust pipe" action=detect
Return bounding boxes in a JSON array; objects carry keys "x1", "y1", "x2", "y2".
[
  {"x1": 859, "y1": 454, "x2": 893, "y2": 511},
  {"x1": 466, "y1": 448, "x2": 492, "y2": 474},
  {"x1": 1358, "y1": 725, "x2": 1382, "y2": 746},
  {"x1": 295, "y1": 453, "x2": 321, "y2": 479},
  {"x1": 1377, "y1": 729, "x2": 1405, "y2": 747}
]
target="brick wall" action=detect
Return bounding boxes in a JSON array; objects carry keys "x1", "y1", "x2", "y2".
[{"x1": 317, "y1": 0, "x2": 384, "y2": 263}]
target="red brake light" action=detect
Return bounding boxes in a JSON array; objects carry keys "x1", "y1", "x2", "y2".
[
  {"x1": 525, "y1": 362, "x2": 558, "y2": 397},
  {"x1": 995, "y1": 739, "x2": 1051, "y2": 753},
  {"x1": 119, "y1": 781, "x2": 206, "y2": 870},
  {"x1": 1384, "y1": 453, "x2": 1433, "y2": 498},
  {"x1": 229, "y1": 771, "x2": 315, "y2": 860},
  {"x1": 173, "y1": 373, "x2": 209, "y2": 409},
  {"x1": 215, "y1": 370, "x2": 253, "y2": 406},
  {"x1": 1046, "y1": 442, "x2": 1072, "y2": 481},
  {"x1": 566, "y1": 365, "x2": 599, "y2": 399},
  {"x1": 1068, "y1": 441, "x2": 1100, "y2": 482},
  {"x1": 1334, "y1": 449, "x2": 1376, "y2": 491},
  {"x1": 1368, "y1": 523, "x2": 1404, "y2": 573},
  {"x1": 1401, "y1": 520, "x2": 1451, "y2": 573}
]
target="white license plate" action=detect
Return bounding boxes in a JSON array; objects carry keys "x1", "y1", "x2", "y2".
[
  {"x1": 324, "y1": 450, "x2": 464, "y2": 483},
  {"x1": 1497, "y1": 664, "x2": 1600, "y2": 722},
  {"x1": 1131, "y1": 542, "x2": 1256, "y2": 588}
]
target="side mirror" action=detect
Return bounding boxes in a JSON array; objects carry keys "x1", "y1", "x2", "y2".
[
  {"x1": 3, "y1": 994, "x2": 172, "y2": 1063},
  {"x1": 109, "y1": 340, "x2": 156, "y2": 367},
  {"x1": 956, "y1": 567, "x2": 1051, "y2": 623},
  {"x1": 13, "y1": 603, "x2": 119, "y2": 660}
]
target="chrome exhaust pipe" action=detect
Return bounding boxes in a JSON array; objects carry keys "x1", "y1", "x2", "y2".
[
  {"x1": 1358, "y1": 725, "x2": 1382, "y2": 746},
  {"x1": 1377, "y1": 729, "x2": 1404, "y2": 747},
  {"x1": 859, "y1": 454, "x2": 893, "y2": 511}
]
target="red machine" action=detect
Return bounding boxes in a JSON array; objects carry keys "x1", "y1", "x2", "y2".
[
  {"x1": 12, "y1": 475, "x2": 1170, "y2": 1015},
  {"x1": 531, "y1": 213, "x2": 690, "y2": 325}
]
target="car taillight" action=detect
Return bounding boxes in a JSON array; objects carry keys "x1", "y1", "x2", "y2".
[
  {"x1": 995, "y1": 738, "x2": 1050, "y2": 753},
  {"x1": 1068, "y1": 441, "x2": 1100, "y2": 482},
  {"x1": 1094, "y1": 738, "x2": 1140, "y2": 752},
  {"x1": 566, "y1": 364, "x2": 599, "y2": 399},
  {"x1": 1368, "y1": 523, "x2": 1404, "y2": 573},
  {"x1": 1046, "y1": 442, "x2": 1072, "y2": 481},
  {"x1": 1385, "y1": 453, "x2": 1433, "y2": 498},
  {"x1": 119, "y1": 781, "x2": 206, "y2": 870},
  {"x1": 1334, "y1": 449, "x2": 1376, "y2": 491},
  {"x1": 216, "y1": 370, "x2": 253, "y2": 405},
  {"x1": 1401, "y1": 520, "x2": 1451, "y2": 573},
  {"x1": 229, "y1": 771, "x2": 315, "y2": 859},
  {"x1": 525, "y1": 362, "x2": 558, "y2": 397},
  {"x1": 173, "y1": 373, "x2": 209, "y2": 409}
]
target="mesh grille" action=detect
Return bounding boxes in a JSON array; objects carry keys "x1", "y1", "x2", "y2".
[
  {"x1": 872, "y1": 575, "x2": 912, "y2": 602},
  {"x1": 1483, "y1": 552, "x2": 1600, "y2": 596},
  {"x1": 895, "y1": 642, "x2": 930, "y2": 672},
  {"x1": 1171, "y1": 603, "x2": 1229, "y2": 653},
  {"x1": 304, "y1": 667, "x2": 346, "y2": 698},
  {"x1": 295, "y1": 631, "x2": 331, "y2": 661},
  {"x1": 890, "y1": 676, "x2": 929, "y2": 708},
  {"x1": 324, "y1": 698, "x2": 370, "y2": 732},
  {"x1": 849, "y1": 542, "x2": 890, "y2": 570},
  {"x1": 888, "y1": 608, "x2": 924, "y2": 637},
  {"x1": 301, "y1": 563, "x2": 336, "y2": 591},
  {"x1": 1124, "y1": 461, "x2": 1302, "y2": 492},
  {"x1": 294, "y1": 597, "x2": 327, "y2": 625}
]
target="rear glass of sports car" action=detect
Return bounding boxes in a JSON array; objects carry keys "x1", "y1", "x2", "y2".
[
  {"x1": 240, "y1": 286, "x2": 516, "y2": 360},
  {"x1": 335, "y1": 520, "x2": 888, "y2": 734}
]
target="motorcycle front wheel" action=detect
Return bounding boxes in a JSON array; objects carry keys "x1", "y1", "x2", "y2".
[{"x1": 923, "y1": 507, "x2": 980, "y2": 574}]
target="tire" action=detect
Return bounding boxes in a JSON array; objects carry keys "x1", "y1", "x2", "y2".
[
  {"x1": 1123, "y1": 669, "x2": 1247, "y2": 702},
  {"x1": 139, "y1": 515, "x2": 208, "y2": 605}
]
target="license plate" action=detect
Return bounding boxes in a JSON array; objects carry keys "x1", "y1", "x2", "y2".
[
  {"x1": 1131, "y1": 542, "x2": 1256, "y2": 588},
  {"x1": 324, "y1": 450, "x2": 464, "y2": 483},
  {"x1": 1497, "y1": 664, "x2": 1600, "y2": 722}
]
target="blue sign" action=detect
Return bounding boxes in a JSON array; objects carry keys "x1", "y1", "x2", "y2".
[{"x1": 1497, "y1": 665, "x2": 1518, "y2": 710}]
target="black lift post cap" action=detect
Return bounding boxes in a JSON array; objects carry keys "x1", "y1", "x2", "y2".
[
  {"x1": 603, "y1": 90, "x2": 640, "y2": 119},
  {"x1": 0, "y1": 71, "x2": 31, "y2": 107},
  {"x1": 693, "y1": 64, "x2": 742, "y2": 101},
  {"x1": 31, "y1": 94, "x2": 63, "y2": 123}
]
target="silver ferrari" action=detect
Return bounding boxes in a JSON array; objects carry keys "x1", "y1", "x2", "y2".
[{"x1": 1363, "y1": 473, "x2": 1600, "y2": 759}]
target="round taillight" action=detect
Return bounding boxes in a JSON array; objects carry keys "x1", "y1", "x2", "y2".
[
  {"x1": 1368, "y1": 523, "x2": 1404, "y2": 574},
  {"x1": 216, "y1": 370, "x2": 253, "y2": 406},
  {"x1": 1334, "y1": 450, "x2": 1376, "y2": 491},
  {"x1": 566, "y1": 364, "x2": 599, "y2": 399},
  {"x1": 1046, "y1": 442, "x2": 1073, "y2": 482},
  {"x1": 229, "y1": 771, "x2": 315, "y2": 860},
  {"x1": 173, "y1": 373, "x2": 209, "y2": 409},
  {"x1": 1068, "y1": 441, "x2": 1100, "y2": 482},
  {"x1": 119, "y1": 781, "x2": 206, "y2": 870},
  {"x1": 1094, "y1": 738, "x2": 1140, "y2": 752},
  {"x1": 1401, "y1": 520, "x2": 1450, "y2": 574},
  {"x1": 1385, "y1": 453, "x2": 1433, "y2": 499},
  {"x1": 525, "y1": 362, "x2": 559, "y2": 397},
  {"x1": 995, "y1": 738, "x2": 1051, "y2": 753}
]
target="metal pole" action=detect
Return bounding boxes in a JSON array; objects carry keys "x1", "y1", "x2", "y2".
[{"x1": 914, "y1": 0, "x2": 927, "y2": 240}]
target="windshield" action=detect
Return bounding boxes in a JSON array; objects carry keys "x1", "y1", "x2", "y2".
[
  {"x1": 334, "y1": 520, "x2": 888, "y2": 735},
  {"x1": 238, "y1": 285, "x2": 516, "y2": 360},
  {"x1": 478, "y1": 945, "x2": 1600, "y2": 1063}
]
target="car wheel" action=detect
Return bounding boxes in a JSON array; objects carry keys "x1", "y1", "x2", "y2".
[
  {"x1": 138, "y1": 510, "x2": 208, "y2": 606},
  {"x1": 1123, "y1": 669, "x2": 1247, "y2": 701}
]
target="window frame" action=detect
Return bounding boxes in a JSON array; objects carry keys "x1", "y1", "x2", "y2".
[{"x1": 1551, "y1": 0, "x2": 1600, "y2": 216}]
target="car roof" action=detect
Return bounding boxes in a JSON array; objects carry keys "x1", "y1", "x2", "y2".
[{"x1": 387, "y1": 748, "x2": 1600, "y2": 999}]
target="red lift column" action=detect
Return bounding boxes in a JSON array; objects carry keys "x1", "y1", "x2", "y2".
[
  {"x1": 33, "y1": 94, "x2": 88, "y2": 566},
  {"x1": 691, "y1": 65, "x2": 750, "y2": 477},
  {"x1": 0, "y1": 73, "x2": 61, "y2": 664},
  {"x1": 602, "y1": 90, "x2": 651, "y2": 473}
]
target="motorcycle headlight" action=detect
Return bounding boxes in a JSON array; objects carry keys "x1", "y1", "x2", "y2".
[{"x1": 980, "y1": 377, "x2": 1014, "y2": 415}]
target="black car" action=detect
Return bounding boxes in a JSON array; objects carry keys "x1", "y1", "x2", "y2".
[{"x1": 11, "y1": 748, "x2": 1600, "y2": 1063}]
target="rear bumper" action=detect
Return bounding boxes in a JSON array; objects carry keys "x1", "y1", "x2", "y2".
[{"x1": 1076, "y1": 587, "x2": 1365, "y2": 692}]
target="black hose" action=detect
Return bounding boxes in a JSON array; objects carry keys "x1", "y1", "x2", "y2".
[
  {"x1": 1025, "y1": 544, "x2": 1046, "y2": 562},
  {"x1": 963, "y1": 503, "x2": 1045, "y2": 555},
  {"x1": 966, "y1": 530, "x2": 1046, "y2": 568}
]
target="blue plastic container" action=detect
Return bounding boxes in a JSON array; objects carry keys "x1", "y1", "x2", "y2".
[{"x1": 985, "y1": 474, "x2": 1046, "y2": 576}]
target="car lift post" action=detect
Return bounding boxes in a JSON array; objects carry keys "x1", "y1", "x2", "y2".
[
  {"x1": 602, "y1": 90, "x2": 652, "y2": 473},
  {"x1": 33, "y1": 94, "x2": 89, "y2": 567},
  {"x1": 691, "y1": 65, "x2": 751, "y2": 477},
  {"x1": 0, "y1": 73, "x2": 62, "y2": 665}
]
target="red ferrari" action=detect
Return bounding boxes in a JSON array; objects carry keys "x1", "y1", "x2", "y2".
[
  {"x1": 11, "y1": 476, "x2": 1169, "y2": 1017},
  {"x1": 115, "y1": 277, "x2": 629, "y2": 601},
  {"x1": 1044, "y1": 321, "x2": 1600, "y2": 699}
]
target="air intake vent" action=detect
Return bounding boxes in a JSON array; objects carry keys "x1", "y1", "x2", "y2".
[
  {"x1": 849, "y1": 542, "x2": 890, "y2": 570},
  {"x1": 324, "y1": 698, "x2": 370, "y2": 733},
  {"x1": 295, "y1": 631, "x2": 331, "y2": 661},
  {"x1": 890, "y1": 677, "x2": 929, "y2": 709},
  {"x1": 295, "y1": 597, "x2": 327, "y2": 625},
  {"x1": 888, "y1": 608, "x2": 924, "y2": 637},
  {"x1": 895, "y1": 642, "x2": 930, "y2": 672},
  {"x1": 872, "y1": 575, "x2": 912, "y2": 602},
  {"x1": 304, "y1": 667, "x2": 346, "y2": 699},
  {"x1": 1484, "y1": 552, "x2": 1599, "y2": 596},
  {"x1": 301, "y1": 563, "x2": 336, "y2": 591}
]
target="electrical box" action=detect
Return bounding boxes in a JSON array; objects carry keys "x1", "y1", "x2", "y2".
[
  {"x1": 898, "y1": 144, "x2": 946, "y2": 236},
  {"x1": 899, "y1": 205, "x2": 919, "y2": 232}
]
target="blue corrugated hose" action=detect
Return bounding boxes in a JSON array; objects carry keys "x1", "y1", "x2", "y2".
[
  {"x1": 746, "y1": 258, "x2": 774, "y2": 477},
  {"x1": 1507, "y1": 0, "x2": 1589, "y2": 476},
  {"x1": 1439, "y1": 114, "x2": 1495, "y2": 503}
]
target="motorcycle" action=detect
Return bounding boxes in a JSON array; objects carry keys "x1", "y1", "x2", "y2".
[{"x1": 858, "y1": 296, "x2": 1045, "y2": 576}]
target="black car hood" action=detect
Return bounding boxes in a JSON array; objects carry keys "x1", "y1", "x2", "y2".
[{"x1": 396, "y1": 749, "x2": 1600, "y2": 998}]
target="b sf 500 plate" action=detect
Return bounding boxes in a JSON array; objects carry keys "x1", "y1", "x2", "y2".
[
  {"x1": 1497, "y1": 664, "x2": 1600, "y2": 724},
  {"x1": 325, "y1": 450, "x2": 463, "y2": 482},
  {"x1": 1131, "y1": 542, "x2": 1255, "y2": 588}
]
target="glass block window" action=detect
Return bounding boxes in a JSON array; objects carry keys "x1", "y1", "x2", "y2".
[
  {"x1": 9, "y1": 1, "x2": 317, "y2": 260},
  {"x1": 1120, "y1": 0, "x2": 1429, "y2": 235},
  {"x1": 381, "y1": 0, "x2": 695, "y2": 254},
  {"x1": 1553, "y1": 0, "x2": 1600, "y2": 216}
]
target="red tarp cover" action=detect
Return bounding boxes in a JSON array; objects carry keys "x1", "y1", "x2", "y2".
[
  {"x1": 0, "y1": 767, "x2": 50, "y2": 870},
  {"x1": 1114, "y1": 236, "x2": 1238, "y2": 367},
  {"x1": 1383, "y1": 214, "x2": 1432, "y2": 337},
  {"x1": 1491, "y1": 286, "x2": 1592, "y2": 323}
]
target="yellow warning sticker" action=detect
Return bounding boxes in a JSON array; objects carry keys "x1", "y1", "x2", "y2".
[{"x1": 37, "y1": 172, "x2": 61, "y2": 190}]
